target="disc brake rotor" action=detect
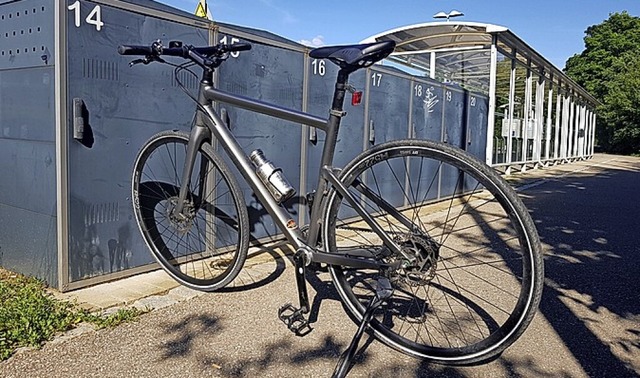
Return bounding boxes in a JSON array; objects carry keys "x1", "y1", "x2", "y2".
[
  {"x1": 390, "y1": 233, "x2": 440, "y2": 287},
  {"x1": 166, "y1": 197, "x2": 196, "y2": 233}
]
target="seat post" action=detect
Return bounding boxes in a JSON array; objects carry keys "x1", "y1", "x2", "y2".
[
  {"x1": 321, "y1": 69, "x2": 350, "y2": 169},
  {"x1": 331, "y1": 69, "x2": 350, "y2": 111}
]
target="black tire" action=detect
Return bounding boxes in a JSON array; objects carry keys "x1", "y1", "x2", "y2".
[
  {"x1": 323, "y1": 139, "x2": 543, "y2": 365},
  {"x1": 132, "y1": 131, "x2": 249, "y2": 291}
]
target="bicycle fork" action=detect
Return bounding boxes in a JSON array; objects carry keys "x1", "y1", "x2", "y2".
[{"x1": 173, "y1": 123, "x2": 211, "y2": 217}]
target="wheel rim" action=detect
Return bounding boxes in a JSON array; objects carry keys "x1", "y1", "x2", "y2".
[
  {"x1": 132, "y1": 135, "x2": 244, "y2": 288},
  {"x1": 324, "y1": 143, "x2": 539, "y2": 362}
]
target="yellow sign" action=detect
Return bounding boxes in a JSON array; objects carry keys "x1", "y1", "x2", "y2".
[{"x1": 194, "y1": 0, "x2": 211, "y2": 20}]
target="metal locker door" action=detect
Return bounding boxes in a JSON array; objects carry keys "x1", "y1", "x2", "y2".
[
  {"x1": 66, "y1": 1, "x2": 209, "y2": 282},
  {"x1": 440, "y1": 86, "x2": 466, "y2": 199},
  {"x1": 216, "y1": 34, "x2": 304, "y2": 240},
  {"x1": 409, "y1": 78, "x2": 444, "y2": 204},
  {"x1": 303, "y1": 63, "x2": 366, "y2": 223},
  {"x1": 464, "y1": 92, "x2": 489, "y2": 192},
  {"x1": 0, "y1": 0, "x2": 58, "y2": 284},
  {"x1": 365, "y1": 67, "x2": 411, "y2": 208}
]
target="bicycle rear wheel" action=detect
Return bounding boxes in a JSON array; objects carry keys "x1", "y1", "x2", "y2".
[
  {"x1": 132, "y1": 131, "x2": 249, "y2": 291},
  {"x1": 323, "y1": 139, "x2": 543, "y2": 365}
]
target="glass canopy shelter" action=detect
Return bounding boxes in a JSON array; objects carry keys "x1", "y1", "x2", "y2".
[{"x1": 363, "y1": 22, "x2": 599, "y2": 172}]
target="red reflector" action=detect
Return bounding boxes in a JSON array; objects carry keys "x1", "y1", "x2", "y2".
[{"x1": 351, "y1": 91, "x2": 363, "y2": 106}]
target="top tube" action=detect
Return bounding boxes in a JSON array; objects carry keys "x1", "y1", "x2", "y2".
[{"x1": 204, "y1": 86, "x2": 327, "y2": 132}]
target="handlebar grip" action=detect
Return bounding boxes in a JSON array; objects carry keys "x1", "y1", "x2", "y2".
[
  {"x1": 227, "y1": 43, "x2": 252, "y2": 52},
  {"x1": 117, "y1": 45, "x2": 154, "y2": 56}
]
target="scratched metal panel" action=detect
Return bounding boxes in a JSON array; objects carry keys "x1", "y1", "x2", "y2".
[
  {"x1": 0, "y1": 139, "x2": 57, "y2": 286},
  {"x1": 65, "y1": 1, "x2": 209, "y2": 282},
  {"x1": 304, "y1": 63, "x2": 366, "y2": 221},
  {"x1": 464, "y1": 93, "x2": 489, "y2": 193},
  {"x1": 0, "y1": 203, "x2": 58, "y2": 286},
  {"x1": 409, "y1": 77, "x2": 444, "y2": 203},
  {"x1": 465, "y1": 92, "x2": 488, "y2": 160},
  {"x1": 412, "y1": 78, "x2": 443, "y2": 142},
  {"x1": 216, "y1": 33, "x2": 304, "y2": 240},
  {"x1": 365, "y1": 67, "x2": 411, "y2": 208},
  {"x1": 0, "y1": 0, "x2": 57, "y2": 284},
  {"x1": 0, "y1": 139, "x2": 56, "y2": 215},
  {"x1": 442, "y1": 86, "x2": 466, "y2": 148},
  {"x1": 0, "y1": 0, "x2": 55, "y2": 70},
  {"x1": 0, "y1": 67, "x2": 55, "y2": 143},
  {"x1": 440, "y1": 86, "x2": 467, "y2": 199},
  {"x1": 366, "y1": 67, "x2": 412, "y2": 144}
]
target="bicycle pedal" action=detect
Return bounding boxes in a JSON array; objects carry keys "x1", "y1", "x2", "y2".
[{"x1": 278, "y1": 303, "x2": 312, "y2": 336}]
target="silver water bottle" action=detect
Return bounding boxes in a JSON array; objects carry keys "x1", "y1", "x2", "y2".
[{"x1": 250, "y1": 149, "x2": 295, "y2": 204}]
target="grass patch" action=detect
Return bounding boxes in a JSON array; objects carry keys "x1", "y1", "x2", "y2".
[{"x1": 0, "y1": 268, "x2": 144, "y2": 361}]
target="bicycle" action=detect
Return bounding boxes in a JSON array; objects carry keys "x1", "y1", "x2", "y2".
[{"x1": 118, "y1": 39, "x2": 544, "y2": 376}]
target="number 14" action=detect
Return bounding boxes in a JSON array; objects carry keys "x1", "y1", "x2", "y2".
[{"x1": 68, "y1": 1, "x2": 104, "y2": 31}]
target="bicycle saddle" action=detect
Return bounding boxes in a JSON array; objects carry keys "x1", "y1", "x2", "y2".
[{"x1": 309, "y1": 41, "x2": 396, "y2": 72}]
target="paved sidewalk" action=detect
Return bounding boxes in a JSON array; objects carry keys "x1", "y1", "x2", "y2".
[
  {"x1": 53, "y1": 243, "x2": 296, "y2": 312},
  {"x1": 54, "y1": 154, "x2": 619, "y2": 313},
  {"x1": 48, "y1": 153, "x2": 626, "y2": 316},
  {"x1": 5, "y1": 153, "x2": 632, "y2": 378}
]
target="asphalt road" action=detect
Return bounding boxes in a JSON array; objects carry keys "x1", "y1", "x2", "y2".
[{"x1": 1, "y1": 154, "x2": 639, "y2": 378}]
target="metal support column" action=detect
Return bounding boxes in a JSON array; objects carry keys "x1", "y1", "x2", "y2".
[
  {"x1": 534, "y1": 74, "x2": 545, "y2": 165},
  {"x1": 486, "y1": 36, "x2": 498, "y2": 166},
  {"x1": 554, "y1": 88, "x2": 561, "y2": 160},
  {"x1": 521, "y1": 59, "x2": 532, "y2": 170},
  {"x1": 506, "y1": 57, "x2": 516, "y2": 171},
  {"x1": 55, "y1": 0, "x2": 69, "y2": 291},
  {"x1": 545, "y1": 79, "x2": 553, "y2": 162},
  {"x1": 561, "y1": 92, "x2": 569, "y2": 160}
]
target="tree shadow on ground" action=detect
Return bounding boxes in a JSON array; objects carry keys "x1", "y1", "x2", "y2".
[
  {"x1": 157, "y1": 313, "x2": 222, "y2": 361},
  {"x1": 520, "y1": 160, "x2": 640, "y2": 377},
  {"x1": 157, "y1": 158, "x2": 639, "y2": 377}
]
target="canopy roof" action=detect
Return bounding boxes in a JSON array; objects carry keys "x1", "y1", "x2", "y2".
[{"x1": 362, "y1": 22, "x2": 598, "y2": 105}]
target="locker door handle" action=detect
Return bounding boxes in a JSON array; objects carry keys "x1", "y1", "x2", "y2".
[
  {"x1": 309, "y1": 126, "x2": 317, "y2": 144},
  {"x1": 72, "y1": 98, "x2": 86, "y2": 141},
  {"x1": 369, "y1": 119, "x2": 375, "y2": 144}
]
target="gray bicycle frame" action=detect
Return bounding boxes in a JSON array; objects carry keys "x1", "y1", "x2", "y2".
[{"x1": 173, "y1": 71, "x2": 412, "y2": 265}]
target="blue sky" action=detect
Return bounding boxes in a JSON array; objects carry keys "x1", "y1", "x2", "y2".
[{"x1": 157, "y1": 0, "x2": 640, "y2": 69}]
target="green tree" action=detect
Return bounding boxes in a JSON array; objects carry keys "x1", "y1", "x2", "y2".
[{"x1": 564, "y1": 11, "x2": 640, "y2": 155}]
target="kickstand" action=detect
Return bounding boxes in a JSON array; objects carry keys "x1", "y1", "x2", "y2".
[{"x1": 332, "y1": 277, "x2": 393, "y2": 378}]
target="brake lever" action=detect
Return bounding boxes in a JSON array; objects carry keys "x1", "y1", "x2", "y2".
[
  {"x1": 129, "y1": 58, "x2": 146, "y2": 67},
  {"x1": 129, "y1": 55, "x2": 166, "y2": 67}
]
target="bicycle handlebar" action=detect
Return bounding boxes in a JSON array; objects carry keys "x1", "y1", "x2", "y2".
[{"x1": 117, "y1": 41, "x2": 252, "y2": 66}]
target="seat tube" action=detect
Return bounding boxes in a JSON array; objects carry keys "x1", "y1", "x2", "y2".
[{"x1": 307, "y1": 69, "x2": 350, "y2": 245}]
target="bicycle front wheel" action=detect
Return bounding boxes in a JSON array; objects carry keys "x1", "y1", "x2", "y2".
[
  {"x1": 132, "y1": 131, "x2": 249, "y2": 291},
  {"x1": 323, "y1": 139, "x2": 543, "y2": 365}
]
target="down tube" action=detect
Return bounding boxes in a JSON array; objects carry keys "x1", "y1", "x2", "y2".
[{"x1": 201, "y1": 104, "x2": 306, "y2": 249}]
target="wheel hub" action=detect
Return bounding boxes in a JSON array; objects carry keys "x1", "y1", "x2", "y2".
[
  {"x1": 391, "y1": 233, "x2": 440, "y2": 287},
  {"x1": 166, "y1": 197, "x2": 196, "y2": 233}
]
